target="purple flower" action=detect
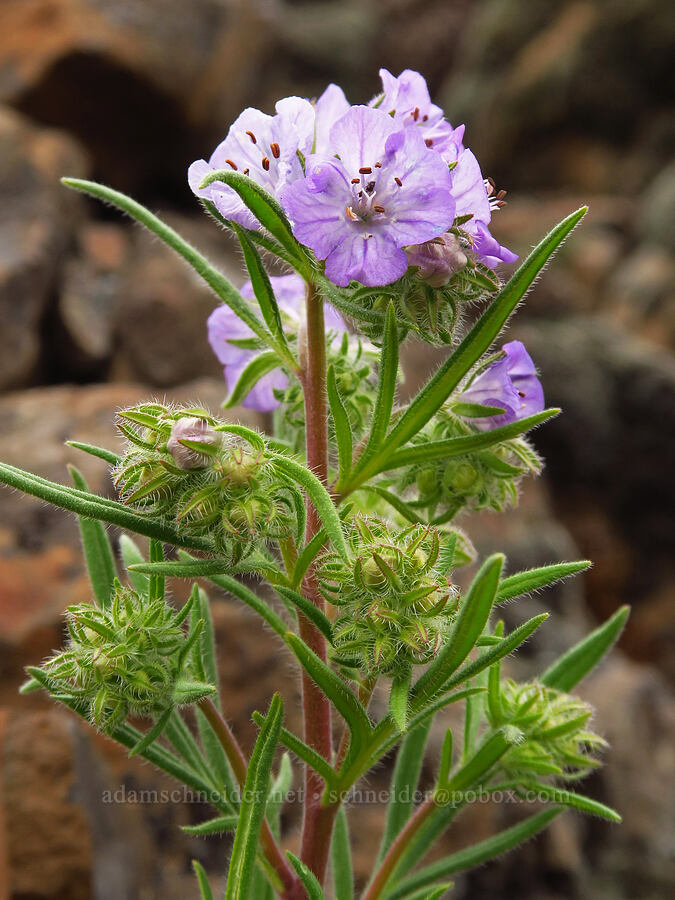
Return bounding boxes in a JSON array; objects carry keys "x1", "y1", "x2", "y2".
[
  {"x1": 372, "y1": 68, "x2": 463, "y2": 156},
  {"x1": 208, "y1": 273, "x2": 346, "y2": 412},
  {"x1": 460, "y1": 341, "x2": 545, "y2": 431},
  {"x1": 167, "y1": 418, "x2": 222, "y2": 469},
  {"x1": 188, "y1": 97, "x2": 315, "y2": 229},
  {"x1": 280, "y1": 106, "x2": 455, "y2": 287}
]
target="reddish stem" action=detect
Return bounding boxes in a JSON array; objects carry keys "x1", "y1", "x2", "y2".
[
  {"x1": 198, "y1": 699, "x2": 304, "y2": 899},
  {"x1": 297, "y1": 282, "x2": 339, "y2": 884}
]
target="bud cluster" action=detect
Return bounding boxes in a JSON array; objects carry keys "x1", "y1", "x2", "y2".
[
  {"x1": 319, "y1": 517, "x2": 458, "y2": 676},
  {"x1": 399, "y1": 411, "x2": 542, "y2": 518},
  {"x1": 492, "y1": 680, "x2": 606, "y2": 782},
  {"x1": 37, "y1": 585, "x2": 215, "y2": 734},
  {"x1": 113, "y1": 403, "x2": 296, "y2": 562}
]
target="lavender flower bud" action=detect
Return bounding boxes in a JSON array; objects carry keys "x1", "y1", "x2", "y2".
[
  {"x1": 167, "y1": 417, "x2": 221, "y2": 469},
  {"x1": 406, "y1": 233, "x2": 468, "y2": 287}
]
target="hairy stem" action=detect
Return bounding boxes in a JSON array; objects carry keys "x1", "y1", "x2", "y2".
[
  {"x1": 361, "y1": 796, "x2": 438, "y2": 900},
  {"x1": 298, "y1": 281, "x2": 339, "y2": 883},
  {"x1": 198, "y1": 699, "x2": 303, "y2": 899}
]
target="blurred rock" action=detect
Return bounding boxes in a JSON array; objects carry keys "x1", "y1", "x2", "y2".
[
  {"x1": 639, "y1": 161, "x2": 675, "y2": 251},
  {"x1": 607, "y1": 246, "x2": 675, "y2": 348},
  {"x1": 0, "y1": 106, "x2": 87, "y2": 389}
]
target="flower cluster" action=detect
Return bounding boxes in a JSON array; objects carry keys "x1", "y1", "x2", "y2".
[
  {"x1": 113, "y1": 403, "x2": 296, "y2": 561},
  {"x1": 37, "y1": 585, "x2": 215, "y2": 733},
  {"x1": 319, "y1": 517, "x2": 458, "y2": 677},
  {"x1": 190, "y1": 68, "x2": 517, "y2": 342},
  {"x1": 491, "y1": 680, "x2": 606, "y2": 782}
]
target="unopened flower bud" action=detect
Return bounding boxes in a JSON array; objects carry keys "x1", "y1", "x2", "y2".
[
  {"x1": 407, "y1": 233, "x2": 468, "y2": 288},
  {"x1": 167, "y1": 417, "x2": 221, "y2": 469}
]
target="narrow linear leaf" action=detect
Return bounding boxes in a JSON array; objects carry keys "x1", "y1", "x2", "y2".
[
  {"x1": 192, "y1": 860, "x2": 215, "y2": 900},
  {"x1": 252, "y1": 712, "x2": 335, "y2": 785},
  {"x1": 183, "y1": 814, "x2": 240, "y2": 835},
  {"x1": 61, "y1": 178, "x2": 280, "y2": 349},
  {"x1": 128, "y1": 707, "x2": 172, "y2": 756},
  {"x1": 68, "y1": 465, "x2": 116, "y2": 608},
  {"x1": 356, "y1": 485, "x2": 425, "y2": 525},
  {"x1": 129, "y1": 559, "x2": 235, "y2": 579},
  {"x1": 331, "y1": 806, "x2": 354, "y2": 900},
  {"x1": 437, "y1": 730, "x2": 454, "y2": 789},
  {"x1": 225, "y1": 351, "x2": 284, "y2": 409},
  {"x1": 148, "y1": 538, "x2": 165, "y2": 603},
  {"x1": 385, "y1": 208, "x2": 587, "y2": 452},
  {"x1": 291, "y1": 527, "x2": 327, "y2": 589},
  {"x1": 285, "y1": 632, "x2": 371, "y2": 742},
  {"x1": 497, "y1": 560, "x2": 592, "y2": 604},
  {"x1": 357, "y1": 303, "x2": 399, "y2": 466},
  {"x1": 267, "y1": 752, "x2": 293, "y2": 839},
  {"x1": 119, "y1": 535, "x2": 150, "y2": 595},
  {"x1": 225, "y1": 694, "x2": 284, "y2": 900},
  {"x1": 207, "y1": 574, "x2": 288, "y2": 640},
  {"x1": 386, "y1": 808, "x2": 562, "y2": 900},
  {"x1": 519, "y1": 781, "x2": 621, "y2": 822},
  {"x1": 287, "y1": 852, "x2": 325, "y2": 899},
  {"x1": 413, "y1": 554, "x2": 504, "y2": 705},
  {"x1": 271, "y1": 455, "x2": 348, "y2": 561},
  {"x1": 66, "y1": 440, "x2": 121, "y2": 466},
  {"x1": 201, "y1": 170, "x2": 309, "y2": 270},
  {"x1": 444, "y1": 731, "x2": 510, "y2": 795},
  {"x1": 327, "y1": 364, "x2": 354, "y2": 487},
  {"x1": 541, "y1": 605, "x2": 629, "y2": 692},
  {"x1": 275, "y1": 585, "x2": 334, "y2": 644}
]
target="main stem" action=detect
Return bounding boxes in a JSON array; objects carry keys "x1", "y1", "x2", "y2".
[{"x1": 298, "y1": 282, "x2": 339, "y2": 883}]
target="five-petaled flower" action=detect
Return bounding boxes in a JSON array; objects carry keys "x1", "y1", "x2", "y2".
[
  {"x1": 207, "y1": 273, "x2": 345, "y2": 412},
  {"x1": 460, "y1": 341, "x2": 545, "y2": 430},
  {"x1": 280, "y1": 105, "x2": 456, "y2": 286}
]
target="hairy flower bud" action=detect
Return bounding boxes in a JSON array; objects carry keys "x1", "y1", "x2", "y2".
[
  {"x1": 320, "y1": 517, "x2": 458, "y2": 676},
  {"x1": 167, "y1": 417, "x2": 222, "y2": 469},
  {"x1": 406, "y1": 233, "x2": 468, "y2": 287}
]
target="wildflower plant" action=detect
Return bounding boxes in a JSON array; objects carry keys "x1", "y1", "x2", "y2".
[{"x1": 0, "y1": 68, "x2": 629, "y2": 900}]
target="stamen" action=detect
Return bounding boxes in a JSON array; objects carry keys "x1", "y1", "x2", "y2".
[
  {"x1": 394, "y1": 176, "x2": 403, "y2": 187},
  {"x1": 243, "y1": 168, "x2": 250, "y2": 175},
  {"x1": 351, "y1": 177, "x2": 361, "y2": 184},
  {"x1": 245, "y1": 131, "x2": 257, "y2": 144},
  {"x1": 373, "y1": 205, "x2": 386, "y2": 213},
  {"x1": 225, "y1": 159, "x2": 238, "y2": 170},
  {"x1": 413, "y1": 107, "x2": 420, "y2": 121},
  {"x1": 422, "y1": 114, "x2": 429, "y2": 122},
  {"x1": 270, "y1": 142, "x2": 281, "y2": 159},
  {"x1": 425, "y1": 138, "x2": 434, "y2": 148},
  {"x1": 359, "y1": 166, "x2": 373, "y2": 174},
  {"x1": 345, "y1": 206, "x2": 359, "y2": 221},
  {"x1": 374, "y1": 162, "x2": 382, "y2": 168},
  {"x1": 261, "y1": 157, "x2": 270, "y2": 171}
]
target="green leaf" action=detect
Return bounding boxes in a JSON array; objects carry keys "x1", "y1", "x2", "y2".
[
  {"x1": 378, "y1": 718, "x2": 432, "y2": 863},
  {"x1": 497, "y1": 560, "x2": 591, "y2": 603},
  {"x1": 252, "y1": 712, "x2": 335, "y2": 785},
  {"x1": 356, "y1": 485, "x2": 425, "y2": 525},
  {"x1": 451, "y1": 402, "x2": 506, "y2": 417},
  {"x1": 225, "y1": 694, "x2": 284, "y2": 900},
  {"x1": 225, "y1": 350, "x2": 284, "y2": 409},
  {"x1": 66, "y1": 440, "x2": 121, "y2": 466},
  {"x1": 443, "y1": 731, "x2": 510, "y2": 795},
  {"x1": 327, "y1": 364, "x2": 354, "y2": 488},
  {"x1": 291, "y1": 527, "x2": 327, "y2": 589},
  {"x1": 331, "y1": 807, "x2": 354, "y2": 900},
  {"x1": 267, "y1": 751, "x2": 293, "y2": 839},
  {"x1": 200, "y1": 170, "x2": 310, "y2": 272},
  {"x1": 383, "y1": 208, "x2": 587, "y2": 453},
  {"x1": 129, "y1": 558, "x2": 236, "y2": 579},
  {"x1": 119, "y1": 535, "x2": 150, "y2": 595},
  {"x1": 61, "y1": 178, "x2": 282, "y2": 351},
  {"x1": 183, "y1": 814, "x2": 240, "y2": 835},
  {"x1": 0, "y1": 462, "x2": 215, "y2": 552},
  {"x1": 519, "y1": 781, "x2": 621, "y2": 822},
  {"x1": 286, "y1": 852, "x2": 325, "y2": 899},
  {"x1": 285, "y1": 632, "x2": 372, "y2": 746},
  {"x1": 437, "y1": 729, "x2": 454, "y2": 789},
  {"x1": 378, "y1": 409, "x2": 559, "y2": 475},
  {"x1": 165, "y1": 710, "x2": 215, "y2": 784},
  {"x1": 540, "y1": 605, "x2": 629, "y2": 692},
  {"x1": 270, "y1": 455, "x2": 348, "y2": 562},
  {"x1": 207, "y1": 574, "x2": 288, "y2": 641},
  {"x1": 231, "y1": 222, "x2": 295, "y2": 366},
  {"x1": 128, "y1": 707, "x2": 172, "y2": 756},
  {"x1": 148, "y1": 538, "x2": 165, "y2": 603},
  {"x1": 389, "y1": 666, "x2": 412, "y2": 733},
  {"x1": 274, "y1": 585, "x2": 334, "y2": 644},
  {"x1": 355, "y1": 303, "x2": 399, "y2": 468},
  {"x1": 413, "y1": 554, "x2": 504, "y2": 706},
  {"x1": 68, "y1": 465, "x2": 116, "y2": 608},
  {"x1": 385, "y1": 808, "x2": 562, "y2": 900},
  {"x1": 192, "y1": 860, "x2": 215, "y2": 900}
]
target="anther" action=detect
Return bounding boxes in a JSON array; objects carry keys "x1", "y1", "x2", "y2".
[
  {"x1": 351, "y1": 177, "x2": 361, "y2": 184},
  {"x1": 374, "y1": 162, "x2": 382, "y2": 168},
  {"x1": 243, "y1": 168, "x2": 250, "y2": 175},
  {"x1": 225, "y1": 159, "x2": 238, "y2": 170},
  {"x1": 422, "y1": 114, "x2": 429, "y2": 122},
  {"x1": 246, "y1": 131, "x2": 257, "y2": 143},
  {"x1": 359, "y1": 166, "x2": 373, "y2": 174},
  {"x1": 394, "y1": 176, "x2": 403, "y2": 187},
  {"x1": 345, "y1": 206, "x2": 359, "y2": 221},
  {"x1": 270, "y1": 142, "x2": 281, "y2": 159},
  {"x1": 425, "y1": 138, "x2": 434, "y2": 147},
  {"x1": 413, "y1": 107, "x2": 420, "y2": 121},
  {"x1": 261, "y1": 157, "x2": 270, "y2": 171},
  {"x1": 373, "y1": 205, "x2": 386, "y2": 213}
]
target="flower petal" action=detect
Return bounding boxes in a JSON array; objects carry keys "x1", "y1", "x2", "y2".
[
  {"x1": 315, "y1": 84, "x2": 350, "y2": 154},
  {"x1": 324, "y1": 231, "x2": 408, "y2": 287},
  {"x1": 329, "y1": 106, "x2": 399, "y2": 174}
]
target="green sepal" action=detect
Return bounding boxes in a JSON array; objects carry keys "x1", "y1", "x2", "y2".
[
  {"x1": 66, "y1": 440, "x2": 121, "y2": 466},
  {"x1": 541, "y1": 605, "x2": 629, "y2": 691},
  {"x1": 389, "y1": 666, "x2": 412, "y2": 733},
  {"x1": 172, "y1": 678, "x2": 217, "y2": 706},
  {"x1": 518, "y1": 781, "x2": 621, "y2": 822}
]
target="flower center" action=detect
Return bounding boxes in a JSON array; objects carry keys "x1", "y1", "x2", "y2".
[{"x1": 344, "y1": 163, "x2": 395, "y2": 224}]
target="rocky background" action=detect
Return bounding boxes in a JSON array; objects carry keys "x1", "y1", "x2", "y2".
[{"x1": 0, "y1": 1, "x2": 673, "y2": 898}]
